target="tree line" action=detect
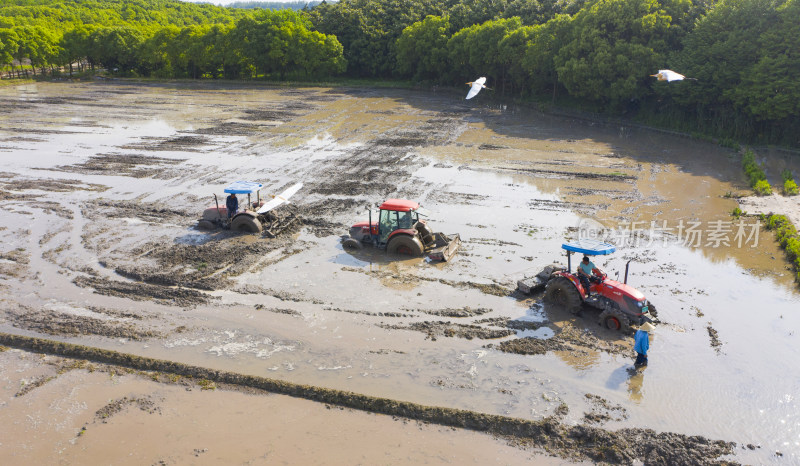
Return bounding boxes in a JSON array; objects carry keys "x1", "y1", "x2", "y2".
[
  {"x1": 1, "y1": 0, "x2": 798, "y2": 146},
  {"x1": 0, "y1": 1, "x2": 343, "y2": 80}
]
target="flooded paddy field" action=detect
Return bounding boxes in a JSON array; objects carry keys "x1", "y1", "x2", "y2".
[{"x1": 1, "y1": 81, "x2": 798, "y2": 464}]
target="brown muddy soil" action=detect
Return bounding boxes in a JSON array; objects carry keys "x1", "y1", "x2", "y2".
[
  {"x1": 493, "y1": 316, "x2": 632, "y2": 357},
  {"x1": 5, "y1": 304, "x2": 162, "y2": 340},
  {"x1": 0, "y1": 336, "x2": 737, "y2": 466},
  {"x1": 2, "y1": 82, "x2": 795, "y2": 464},
  {"x1": 55, "y1": 153, "x2": 186, "y2": 178}
]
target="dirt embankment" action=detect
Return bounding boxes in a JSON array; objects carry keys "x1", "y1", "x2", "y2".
[{"x1": 0, "y1": 334, "x2": 737, "y2": 466}]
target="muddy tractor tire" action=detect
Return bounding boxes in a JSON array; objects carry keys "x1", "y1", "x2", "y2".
[
  {"x1": 599, "y1": 303, "x2": 630, "y2": 331},
  {"x1": 231, "y1": 214, "x2": 262, "y2": 233},
  {"x1": 197, "y1": 220, "x2": 216, "y2": 230},
  {"x1": 647, "y1": 302, "x2": 658, "y2": 318},
  {"x1": 387, "y1": 234, "x2": 424, "y2": 256},
  {"x1": 544, "y1": 276, "x2": 583, "y2": 314},
  {"x1": 342, "y1": 237, "x2": 364, "y2": 250}
]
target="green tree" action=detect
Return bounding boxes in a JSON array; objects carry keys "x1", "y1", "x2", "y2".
[
  {"x1": 59, "y1": 25, "x2": 93, "y2": 74},
  {"x1": 521, "y1": 14, "x2": 572, "y2": 97},
  {"x1": 729, "y1": 0, "x2": 800, "y2": 121},
  {"x1": 555, "y1": 0, "x2": 678, "y2": 109},
  {"x1": 0, "y1": 28, "x2": 19, "y2": 75},
  {"x1": 89, "y1": 26, "x2": 145, "y2": 73},
  {"x1": 395, "y1": 15, "x2": 451, "y2": 81},
  {"x1": 446, "y1": 17, "x2": 522, "y2": 91}
]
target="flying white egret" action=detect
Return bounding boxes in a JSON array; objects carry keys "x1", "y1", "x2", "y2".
[
  {"x1": 651, "y1": 69, "x2": 696, "y2": 82},
  {"x1": 465, "y1": 77, "x2": 491, "y2": 99}
]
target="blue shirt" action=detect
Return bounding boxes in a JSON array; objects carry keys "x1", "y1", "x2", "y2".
[
  {"x1": 634, "y1": 330, "x2": 649, "y2": 355},
  {"x1": 578, "y1": 261, "x2": 596, "y2": 276}
]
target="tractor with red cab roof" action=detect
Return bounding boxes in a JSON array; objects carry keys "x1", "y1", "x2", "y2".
[
  {"x1": 341, "y1": 199, "x2": 461, "y2": 262},
  {"x1": 517, "y1": 239, "x2": 657, "y2": 331}
]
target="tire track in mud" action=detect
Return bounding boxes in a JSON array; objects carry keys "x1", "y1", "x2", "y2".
[{"x1": 0, "y1": 333, "x2": 737, "y2": 466}]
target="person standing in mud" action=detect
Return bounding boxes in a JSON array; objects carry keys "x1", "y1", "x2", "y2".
[
  {"x1": 634, "y1": 322, "x2": 655, "y2": 367},
  {"x1": 226, "y1": 193, "x2": 238, "y2": 219}
]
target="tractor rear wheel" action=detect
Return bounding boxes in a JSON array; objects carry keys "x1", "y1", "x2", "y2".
[
  {"x1": 342, "y1": 237, "x2": 364, "y2": 250},
  {"x1": 599, "y1": 303, "x2": 630, "y2": 331},
  {"x1": 231, "y1": 215, "x2": 262, "y2": 233},
  {"x1": 544, "y1": 276, "x2": 583, "y2": 314},
  {"x1": 387, "y1": 235, "x2": 424, "y2": 256}
]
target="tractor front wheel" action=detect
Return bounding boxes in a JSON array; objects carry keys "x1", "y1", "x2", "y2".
[
  {"x1": 342, "y1": 237, "x2": 364, "y2": 250},
  {"x1": 197, "y1": 220, "x2": 215, "y2": 230},
  {"x1": 544, "y1": 276, "x2": 583, "y2": 315},
  {"x1": 599, "y1": 304, "x2": 630, "y2": 332},
  {"x1": 387, "y1": 235, "x2": 424, "y2": 256},
  {"x1": 231, "y1": 215, "x2": 262, "y2": 233}
]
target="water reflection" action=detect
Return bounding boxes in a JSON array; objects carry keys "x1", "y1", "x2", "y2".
[
  {"x1": 626, "y1": 368, "x2": 645, "y2": 403},
  {"x1": 606, "y1": 364, "x2": 647, "y2": 404},
  {"x1": 555, "y1": 349, "x2": 601, "y2": 371}
]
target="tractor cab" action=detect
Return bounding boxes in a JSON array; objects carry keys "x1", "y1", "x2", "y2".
[{"x1": 375, "y1": 199, "x2": 422, "y2": 246}]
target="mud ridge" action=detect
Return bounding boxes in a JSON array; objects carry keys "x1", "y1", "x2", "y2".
[
  {"x1": 380, "y1": 321, "x2": 514, "y2": 340},
  {"x1": 55, "y1": 153, "x2": 186, "y2": 179},
  {"x1": 0, "y1": 333, "x2": 737, "y2": 466},
  {"x1": 5, "y1": 305, "x2": 161, "y2": 340},
  {"x1": 72, "y1": 275, "x2": 211, "y2": 307}
]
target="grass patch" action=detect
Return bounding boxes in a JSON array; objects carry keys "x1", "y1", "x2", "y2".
[
  {"x1": 763, "y1": 214, "x2": 800, "y2": 282},
  {"x1": 742, "y1": 149, "x2": 772, "y2": 196},
  {"x1": 781, "y1": 170, "x2": 798, "y2": 196}
]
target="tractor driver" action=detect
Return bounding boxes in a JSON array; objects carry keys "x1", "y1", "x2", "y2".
[
  {"x1": 226, "y1": 192, "x2": 239, "y2": 219},
  {"x1": 577, "y1": 256, "x2": 602, "y2": 297}
]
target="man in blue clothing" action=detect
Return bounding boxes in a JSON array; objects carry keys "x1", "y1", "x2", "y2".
[
  {"x1": 577, "y1": 255, "x2": 597, "y2": 297},
  {"x1": 634, "y1": 321, "x2": 655, "y2": 367},
  {"x1": 226, "y1": 193, "x2": 238, "y2": 219}
]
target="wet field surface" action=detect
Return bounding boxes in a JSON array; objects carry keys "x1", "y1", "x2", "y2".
[{"x1": 1, "y1": 81, "x2": 799, "y2": 464}]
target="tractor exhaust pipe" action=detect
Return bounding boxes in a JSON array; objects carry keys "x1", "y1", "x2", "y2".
[
  {"x1": 214, "y1": 194, "x2": 220, "y2": 215},
  {"x1": 624, "y1": 259, "x2": 632, "y2": 284}
]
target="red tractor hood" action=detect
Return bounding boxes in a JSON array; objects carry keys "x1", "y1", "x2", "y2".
[
  {"x1": 602, "y1": 278, "x2": 646, "y2": 301},
  {"x1": 351, "y1": 221, "x2": 377, "y2": 229}
]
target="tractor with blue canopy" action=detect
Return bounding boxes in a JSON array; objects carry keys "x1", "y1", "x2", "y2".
[
  {"x1": 517, "y1": 238, "x2": 657, "y2": 331},
  {"x1": 197, "y1": 180, "x2": 302, "y2": 238}
]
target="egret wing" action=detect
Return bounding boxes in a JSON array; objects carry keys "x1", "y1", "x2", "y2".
[
  {"x1": 660, "y1": 69, "x2": 686, "y2": 82},
  {"x1": 257, "y1": 182, "x2": 303, "y2": 214},
  {"x1": 466, "y1": 82, "x2": 483, "y2": 100}
]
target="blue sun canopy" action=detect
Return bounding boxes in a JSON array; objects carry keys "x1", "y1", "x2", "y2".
[
  {"x1": 562, "y1": 239, "x2": 616, "y2": 255},
  {"x1": 224, "y1": 181, "x2": 263, "y2": 194}
]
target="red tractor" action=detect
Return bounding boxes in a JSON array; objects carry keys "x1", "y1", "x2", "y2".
[
  {"x1": 341, "y1": 199, "x2": 461, "y2": 261},
  {"x1": 517, "y1": 239, "x2": 657, "y2": 331}
]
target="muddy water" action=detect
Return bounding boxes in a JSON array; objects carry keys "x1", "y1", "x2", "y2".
[
  {"x1": 1, "y1": 81, "x2": 798, "y2": 463},
  {"x1": 0, "y1": 349, "x2": 564, "y2": 465}
]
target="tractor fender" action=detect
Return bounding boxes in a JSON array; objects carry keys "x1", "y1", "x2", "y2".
[
  {"x1": 551, "y1": 271, "x2": 587, "y2": 298},
  {"x1": 387, "y1": 228, "x2": 419, "y2": 242},
  {"x1": 202, "y1": 206, "x2": 226, "y2": 221},
  {"x1": 232, "y1": 211, "x2": 258, "y2": 221}
]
